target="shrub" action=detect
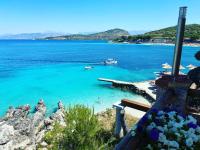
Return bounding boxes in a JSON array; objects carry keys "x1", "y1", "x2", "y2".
[{"x1": 44, "y1": 105, "x2": 117, "y2": 150}]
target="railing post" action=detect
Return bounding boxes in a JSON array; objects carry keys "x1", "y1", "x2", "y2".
[
  {"x1": 172, "y1": 7, "x2": 187, "y2": 76},
  {"x1": 113, "y1": 103, "x2": 128, "y2": 138}
]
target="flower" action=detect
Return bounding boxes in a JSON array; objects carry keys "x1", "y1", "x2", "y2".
[
  {"x1": 196, "y1": 126, "x2": 200, "y2": 133},
  {"x1": 168, "y1": 140, "x2": 179, "y2": 148},
  {"x1": 131, "y1": 125, "x2": 137, "y2": 136},
  {"x1": 187, "y1": 122, "x2": 198, "y2": 129},
  {"x1": 149, "y1": 128, "x2": 160, "y2": 141},
  {"x1": 130, "y1": 110, "x2": 200, "y2": 149},
  {"x1": 187, "y1": 115, "x2": 197, "y2": 124},
  {"x1": 185, "y1": 138, "x2": 193, "y2": 147},
  {"x1": 158, "y1": 133, "x2": 167, "y2": 143},
  {"x1": 147, "y1": 114, "x2": 152, "y2": 120},
  {"x1": 146, "y1": 144, "x2": 153, "y2": 150},
  {"x1": 157, "y1": 110, "x2": 164, "y2": 116}
]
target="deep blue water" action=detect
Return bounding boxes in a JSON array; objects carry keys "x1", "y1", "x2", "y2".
[{"x1": 0, "y1": 40, "x2": 199, "y2": 116}]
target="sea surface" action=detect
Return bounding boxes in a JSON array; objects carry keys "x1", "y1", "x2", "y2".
[{"x1": 0, "y1": 40, "x2": 199, "y2": 116}]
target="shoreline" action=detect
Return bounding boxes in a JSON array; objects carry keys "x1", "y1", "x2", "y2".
[{"x1": 110, "y1": 41, "x2": 200, "y2": 47}]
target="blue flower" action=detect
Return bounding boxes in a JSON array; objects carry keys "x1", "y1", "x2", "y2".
[
  {"x1": 187, "y1": 122, "x2": 197, "y2": 129},
  {"x1": 149, "y1": 128, "x2": 160, "y2": 141}
]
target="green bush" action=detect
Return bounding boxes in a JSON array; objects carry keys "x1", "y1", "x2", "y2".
[{"x1": 44, "y1": 105, "x2": 117, "y2": 150}]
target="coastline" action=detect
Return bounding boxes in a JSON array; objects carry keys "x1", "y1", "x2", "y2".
[
  {"x1": 0, "y1": 97, "x2": 143, "y2": 149},
  {"x1": 110, "y1": 41, "x2": 200, "y2": 47}
]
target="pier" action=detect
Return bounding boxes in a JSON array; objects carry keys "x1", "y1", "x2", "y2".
[{"x1": 98, "y1": 78, "x2": 156, "y2": 102}]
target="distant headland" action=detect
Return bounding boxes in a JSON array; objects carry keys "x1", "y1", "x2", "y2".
[{"x1": 43, "y1": 28, "x2": 130, "y2": 40}]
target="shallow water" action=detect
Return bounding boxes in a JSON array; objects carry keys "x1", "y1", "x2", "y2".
[{"x1": 0, "y1": 40, "x2": 199, "y2": 116}]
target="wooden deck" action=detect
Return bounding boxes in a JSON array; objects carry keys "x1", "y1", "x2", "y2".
[{"x1": 98, "y1": 78, "x2": 156, "y2": 101}]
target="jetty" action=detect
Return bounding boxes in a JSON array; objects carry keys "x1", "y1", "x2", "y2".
[{"x1": 98, "y1": 78, "x2": 156, "y2": 102}]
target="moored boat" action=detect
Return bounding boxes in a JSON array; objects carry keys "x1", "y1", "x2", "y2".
[{"x1": 104, "y1": 58, "x2": 118, "y2": 65}]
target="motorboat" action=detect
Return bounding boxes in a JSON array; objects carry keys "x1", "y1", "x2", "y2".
[
  {"x1": 84, "y1": 66, "x2": 93, "y2": 70},
  {"x1": 104, "y1": 58, "x2": 118, "y2": 65}
]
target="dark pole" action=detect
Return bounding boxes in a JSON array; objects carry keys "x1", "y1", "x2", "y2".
[{"x1": 172, "y1": 7, "x2": 187, "y2": 76}]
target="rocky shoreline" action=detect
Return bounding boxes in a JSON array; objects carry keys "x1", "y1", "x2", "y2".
[{"x1": 0, "y1": 100, "x2": 66, "y2": 150}]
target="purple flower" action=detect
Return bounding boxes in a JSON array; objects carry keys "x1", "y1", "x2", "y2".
[
  {"x1": 187, "y1": 122, "x2": 197, "y2": 129},
  {"x1": 149, "y1": 128, "x2": 160, "y2": 141}
]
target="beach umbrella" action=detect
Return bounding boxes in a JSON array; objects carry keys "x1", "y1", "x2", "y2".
[
  {"x1": 162, "y1": 64, "x2": 172, "y2": 73},
  {"x1": 179, "y1": 65, "x2": 185, "y2": 70},
  {"x1": 162, "y1": 62, "x2": 170, "y2": 66},
  {"x1": 186, "y1": 64, "x2": 197, "y2": 70},
  {"x1": 162, "y1": 64, "x2": 172, "y2": 69}
]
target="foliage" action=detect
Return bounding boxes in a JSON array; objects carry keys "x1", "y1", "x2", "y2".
[
  {"x1": 44, "y1": 105, "x2": 117, "y2": 150},
  {"x1": 131, "y1": 110, "x2": 200, "y2": 149},
  {"x1": 113, "y1": 24, "x2": 200, "y2": 43}
]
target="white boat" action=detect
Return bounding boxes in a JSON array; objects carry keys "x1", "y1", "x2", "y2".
[
  {"x1": 104, "y1": 58, "x2": 118, "y2": 65},
  {"x1": 84, "y1": 66, "x2": 93, "y2": 70}
]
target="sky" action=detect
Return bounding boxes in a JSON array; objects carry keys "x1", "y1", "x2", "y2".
[{"x1": 0, "y1": 0, "x2": 199, "y2": 34}]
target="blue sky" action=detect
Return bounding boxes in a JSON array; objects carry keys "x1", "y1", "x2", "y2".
[{"x1": 0, "y1": 0, "x2": 199, "y2": 34}]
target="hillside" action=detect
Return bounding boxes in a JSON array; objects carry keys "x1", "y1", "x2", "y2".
[
  {"x1": 45, "y1": 29, "x2": 130, "y2": 40},
  {"x1": 145, "y1": 24, "x2": 200, "y2": 40},
  {"x1": 113, "y1": 24, "x2": 200, "y2": 43}
]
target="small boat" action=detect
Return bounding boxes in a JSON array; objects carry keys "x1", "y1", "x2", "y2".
[
  {"x1": 84, "y1": 66, "x2": 93, "y2": 70},
  {"x1": 104, "y1": 58, "x2": 118, "y2": 65}
]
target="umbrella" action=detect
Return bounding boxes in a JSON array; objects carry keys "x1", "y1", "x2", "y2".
[
  {"x1": 162, "y1": 62, "x2": 170, "y2": 67},
  {"x1": 162, "y1": 64, "x2": 172, "y2": 69},
  {"x1": 179, "y1": 65, "x2": 185, "y2": 70},
  {"x1": 186, "y1": 64, "x2": 197, "y2": 70}
]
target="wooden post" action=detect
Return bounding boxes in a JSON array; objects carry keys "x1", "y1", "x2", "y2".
[{"x1": 113, "y1": 103, "x2": 128, "y2": 138}]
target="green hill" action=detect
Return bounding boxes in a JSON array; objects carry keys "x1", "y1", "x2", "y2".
[
  {"x1": 45, "y1": 29, "x2": 130, "y2": 40},
  {"x1": 113, "y1": 24, "x2": 200, "y2": 43},
  {"x1": 145, "y1": 24, "x2": 200, "y2": 40}
]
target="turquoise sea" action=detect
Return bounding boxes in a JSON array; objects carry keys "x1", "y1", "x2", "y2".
[{"x1": 0, "y1": 40, "x2": 199, "y2": 116}]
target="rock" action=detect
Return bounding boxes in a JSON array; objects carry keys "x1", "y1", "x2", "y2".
[
  {"x1": 14, "y1": 105, "x2": 30, "y2": 118},
  {"x1": 32, "y1": 100, "x2": 46, "y2": 134},
  {"x1": 13, "y1": 118, "x2": 32, "y2": 135},
  {"x1": 0, "y1": 141, "x2": 13, "y2": 150},
  {"x1": 0, "y1": 124, "x2": 15, "y2": 145},
  {"x1": 40, "y1": 141, "x2": 48, "y2": 147},
  {"x1": 0, "y1": 100, "x2": 64, "y2": 149},
  {"x1": 12, "y1": 134, "x2": 31, "y2": 149},
  {"x1": 36, "y1": 130, "x2": 46, "y2": 143},
  {"x1": 44, "y1": 118, "x2": 53, "y2": 127},
  {"x1": 49, "y1": 101, "x2": 66, "y2": 126},
  {"x1": 58, "y1": 100, "x2": 64, "y2": 110},
  {"x1": 5, "y1": 106, "x2": 15, "y2": 119},
  {"x1": 35, "y1": 99, "x2": 46, "y2": 113}
]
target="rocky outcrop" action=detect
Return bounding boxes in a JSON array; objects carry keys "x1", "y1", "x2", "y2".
[{"x1": 0, "y1": 100, "x2": 66, "y2": 150}]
